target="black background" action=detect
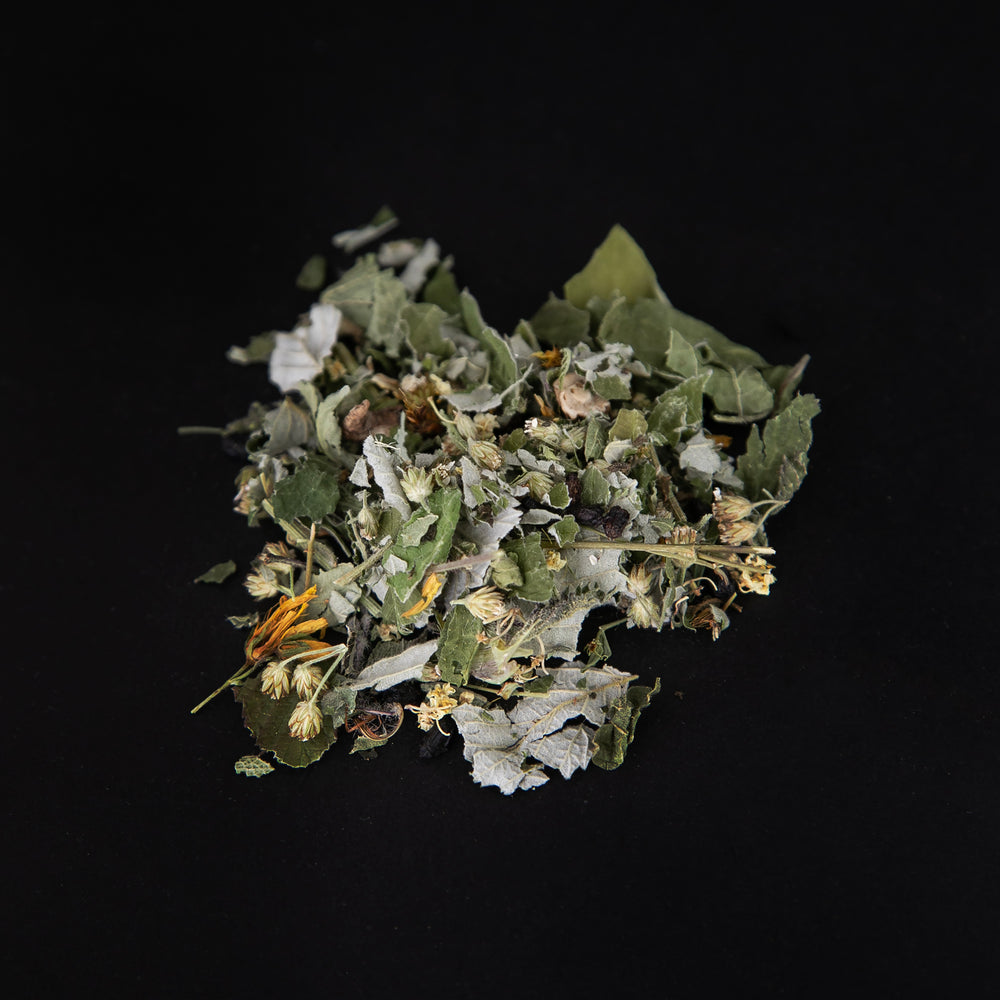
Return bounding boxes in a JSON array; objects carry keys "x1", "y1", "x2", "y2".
[{"x1": 7, "y1": 8, "x2": 998, "y2": 995}]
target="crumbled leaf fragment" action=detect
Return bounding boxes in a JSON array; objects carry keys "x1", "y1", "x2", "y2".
[
  {"x1": 737, "y1": 393, "x2": 821, "y2": 501},
  {"x1": 194, "y1": 560, "x2": 237, "y2": 584},
  {"x1": 234, "y1": 755, "x2": 274, "y2": 778},
  {"x1": 592, "y1": 677, "x2": 661, "y2": 770},
  {"x1": 296, "y1": 254, "x2": 327, "y2": 291}
]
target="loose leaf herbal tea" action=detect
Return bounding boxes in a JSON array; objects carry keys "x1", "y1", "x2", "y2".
[{"x1": 186, "y1": 211, "x2": 819, "y2": 793}]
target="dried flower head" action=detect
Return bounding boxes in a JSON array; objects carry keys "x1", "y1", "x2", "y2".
[
  {"x1": 712, "y1": 490, "x2": 755, "y2": 523},
  {"x1": 718, "y1": 519, "x2": 759, "y2": 545},
  {"x1": 260, "y1": 661, "x2": 292, "y2": 700},
  {"x1": 453, "y1": 585, "x2": 508, "y2": 623},
  {"x1": 628, "y1": 593, "x2": 659, "y2": 629},
  {"x1": 518, "y1": 470, "x2": 554, "y2": 501},
  {"x1": 400, "y1": 466, "x2": 433, "y2": 504},
  {"x1": 473, "y1": 413, "x2": 499, "y2": 437},
  {"x1": 468, "y1": 439, "x2": 504, "y2": 470},
  {"x1": 288, "y1": 700, "x2": 324, "y2": 741},
  {"x1": 245, "y1": 569, "x2": 280, "y2": 600},
  {"x1": 244, "y1": 587, "x2": 328, "y2": 665},
  {"x1": 451, "y1": 409, "x2": 478, "y2": 441},
  {"x1": 292, "y1": 663, "x2": 326, "y2": 699},
  {"x1": 627, "y1": 564, "x2": 653, "y2": 597}
]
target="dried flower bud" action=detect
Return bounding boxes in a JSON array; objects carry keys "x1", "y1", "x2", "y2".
[
  {"x1": 473, "y1": 413, "x2": 499, "y2": 438},
  {"x1": 400, "y1": 467, "x2": 433, "y2": 504},
  {"x1": 712, "y1": 490, "x2": 755, "y2": 523},
  {"x1": 687, "y1": 601, "x2": 728, "y2": 640},
  {"x1": 519, "y1": 470, "x2": 554, "y2": 500},
  {"x1": 357, "y1": 493, "x2": 380, "y2": 540},
  {"x1": 292, "y1": 663, "x2": 326, "y2": 699},
  {"x1": 288, "y1": 700, "x2": 323, "y2": 741},
  {"x1": 260, "y1": 661, "x2": 292, "y2": 700},
  {"x1": 458, "y1": 689, "x2": 476, "y2": 705},
  {"x1": 451, "y1": 410, "x2": 478, "y2": 441},
  {"x1": 469, "y1": 439, "x2": 504, "y2": 471},
  {"x1": 718, "y1": 519, "x2": 759, "y2": 545},
  {"x1": 428, "y1": 374, "x2": 452, "y2": 396},
  {"x1": 525, "y1": 418, "x2": 558, "y2": 447}
]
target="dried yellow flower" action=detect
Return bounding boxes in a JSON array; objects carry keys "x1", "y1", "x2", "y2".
[{"x1": 406, "y1": 682, "x2": 459, "y2": 733}]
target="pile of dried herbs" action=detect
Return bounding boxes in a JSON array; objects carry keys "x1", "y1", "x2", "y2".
[{"x1": 188, "y1": 209, "x2": 819, "y2": 793}]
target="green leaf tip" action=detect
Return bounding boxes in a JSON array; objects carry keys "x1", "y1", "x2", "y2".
[{"x1": 563, "y1": 224, "x2": 667, "y2": 308}]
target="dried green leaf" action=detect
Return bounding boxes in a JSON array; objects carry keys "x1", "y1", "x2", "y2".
[
  {"x1": 595, "y1": 298, "x2": 673, "y2": 370},
  {"x1": 235, "y1": 677, "x2": 338, "y2": 768},
  {"x1": 269, "y1": 458, "x2": 341, "y2": 523},
  {"x1": 737, "y1": 393, "x2": 821, "y2": 502},
  {"x1": 319, "y1": 686, "x2": 357, "y2": 728},
  {"x1": 319, "y1": 255, "x2": 381, "y2": 326},
  {"x1": 436, "y1": 604, "x2": 482, "y2": 687},
  {"x1": 704, "y1": 366, "x2": 774, "y2": 421},
  {"x1": 421, "y1": 263, "x2": 462, "y2": 315},
  {"x1": 262, "y1": 396, "x2": 313, "y2": 456},
  {"x1": 580, "y1": 465, "x2": 611, "y2": 506},
  {"x1": 386, "y1": 487, "x2": 461, "y2": 601},
  {"x1": 349, "y1": 640, "x2": 438, "y2": 691},
  {"x1": 459, "y1": 291, "x2": 520, "y2": 395},
  {"x1": 591, "y1": 677, "x2": 661, "y2": 770},
  {"x1": 564, "y1": 225, "x2": 666, "y2": 307},
  {"x1": 529, "y1": 294, "x2": 594, "y2": 348},
  {"x1": 402, "y1": 301, "x2": 455, "y2": 358},
  {"x1": 608, "y1": 407, "x2": 648, "y2": 442},
  {"x1": 503, "y1": 533, "x2": 555, "y2": 603}
]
